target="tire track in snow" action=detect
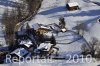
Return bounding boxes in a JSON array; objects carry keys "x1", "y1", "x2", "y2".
[
  {"x1": 55, "y1": 30, "x2": 92, "y2": 52},
  {"x1": 55, "y1": 30, "x2": 82, "y2": 44}
]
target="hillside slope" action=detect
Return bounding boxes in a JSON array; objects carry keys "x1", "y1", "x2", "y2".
[{"x1": 0, "y1": 0, "x2": 100, "y2": 66}]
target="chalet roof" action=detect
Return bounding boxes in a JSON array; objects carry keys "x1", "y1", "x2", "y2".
[
  {"x1": 32, "y1": 23, "x2": 40, "y2": 30},
  {"x1": 10, "y1": 48, "x2": 29, "y2": 58},
  {"x1": 68, "y1": 2, "x2": 79, "y2": 7}
]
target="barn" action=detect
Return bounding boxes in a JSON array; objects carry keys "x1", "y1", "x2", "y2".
[{"x1": 66, "y1": 2, "x2": 80, "y2": 11}]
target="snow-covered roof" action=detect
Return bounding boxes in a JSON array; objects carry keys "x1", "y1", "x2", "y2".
[
  {"x1": 68, "y1": 2, "x2": 79, "y2": 7},
  {"x1": 40, "y1": 25, "x2": 52, "y2": 30},
  {"x1": 43, "y1": 31, "x2": 53, "y2": 38},
  {"x1": 37, "y1": 43, "x2": 53, "y2": 51},
  {"x1": 40, "y1": 25, "x2": 48, "y2": 29},
  {"x1": 32, "y1": 23, "x2": 40, "y2": 30},
  {"x1": 10, "y1": 48, "x2": 29, "y2": 58}
]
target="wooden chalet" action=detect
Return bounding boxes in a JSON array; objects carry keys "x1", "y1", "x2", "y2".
[
  {"x1": 36, "y1": 28, "x2": 51, "y2": 35},
  {"x1": 66, "y1": 2, "x2": 80, "y2": 11}
]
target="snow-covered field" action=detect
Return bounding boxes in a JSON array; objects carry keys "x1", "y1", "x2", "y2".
[
  {"x1": 0, "y1": 0, "x2": 100, "y2": 66},
  {"x1": 29, "y1": 0, "x2": 100, "y2": 66},
  {"x1": 91, "y1": 0, "x2": 100, "y2": 3},
  {"x1": 1, "y1": 59, "x2": 100, "y2": 66}
]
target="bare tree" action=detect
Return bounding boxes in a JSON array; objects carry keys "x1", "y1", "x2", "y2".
[
  {"x1": 25, "y1": 0, "x2": 42, "y2": 14},
  {"x1": 2, "y1": 0, "x2": 43, "y2": 46},
  {"x1": 81, "y1": 37, "x2": 100, "y2": 59},
  {"x1": 2, "y1": 9, "x2": 19, "y2": 46}
]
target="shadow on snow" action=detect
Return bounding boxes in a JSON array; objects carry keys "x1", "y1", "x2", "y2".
[
  {"x1": 0, "y1": 0, "x2": 21, "y2": 8},
  {"x1": 39, "y1": 6, "x2": 67, "y2": 15}
]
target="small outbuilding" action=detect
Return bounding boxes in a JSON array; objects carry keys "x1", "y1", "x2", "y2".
[{"x1": 66, "y1": 2, "x2": 80, "y2": 11}]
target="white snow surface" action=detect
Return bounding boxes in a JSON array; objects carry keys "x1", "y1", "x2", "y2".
[
  {"x1": 68, "y1": 2, "x2": 79, "y2": 7},
  {"x1": 91, "y1": 0, "x2": 100, "y2": 3},
  {"x1": 1, "y1": 59, "x2": 100, "y2": 66},
  {"x1": 0, "y1": 0, "x2": 100, "y2": 66},
  {"x1": 28, "y1": 0, "x2": 100, "y2": 66}
]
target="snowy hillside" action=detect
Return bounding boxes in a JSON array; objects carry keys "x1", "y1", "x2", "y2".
[
  {"x1": 91, "y1": 0, "x2": 100, "y2": 3},
  {"x1": 0, "y1": 0, "x2": 100, "y2": 66},
  {"x1": 29, "y1": 0, "x2": 100, "y2": 53},
  {"x1": 1, "y1": 59, "x2": 100, "y2": 66},
  {"x1": 28, "y1": 0, "x2": 100, "y2": 66}
]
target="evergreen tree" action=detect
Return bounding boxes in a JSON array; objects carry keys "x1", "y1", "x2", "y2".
[
  {"x1": 59, "y1": 17, "x2": 66, "y2": 29},
  {"x1": 50, "y1": 35, "x2": 56, "y2": 46}
]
